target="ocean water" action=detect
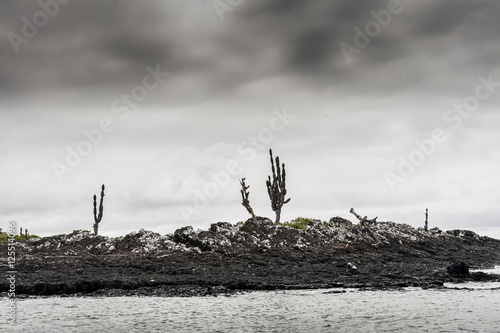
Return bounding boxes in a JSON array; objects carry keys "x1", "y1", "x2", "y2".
[{"x1": 2, "y1": 268, "x2": 500, "y2": 333}]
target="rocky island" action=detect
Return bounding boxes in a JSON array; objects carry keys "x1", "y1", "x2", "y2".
[{"x1": 2, "y1": 216, "x2": 500, "y2": 298}]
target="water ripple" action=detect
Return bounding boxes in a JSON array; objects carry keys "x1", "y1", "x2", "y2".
[{"x1": 2, "y1": 288, "x2": 499, "y2": 332}]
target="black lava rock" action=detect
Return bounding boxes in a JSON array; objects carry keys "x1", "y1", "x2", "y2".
[{"x1": 447, "y1": 261, "x2": 470, "y2": 278}]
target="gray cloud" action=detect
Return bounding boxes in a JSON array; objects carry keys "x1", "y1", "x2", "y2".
[
  {"x1": 1, "y1": 0, "x2": 500, "y2": 238},
  {"x1": 3, "y1": 0, "x2": 500, "y2": 105}
]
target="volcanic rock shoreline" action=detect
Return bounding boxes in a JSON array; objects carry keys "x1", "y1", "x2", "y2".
[{"x1": 2, "y1": 217, "x2": 500, "y2": 297}]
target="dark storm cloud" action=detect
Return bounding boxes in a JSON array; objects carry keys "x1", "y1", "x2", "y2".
[
  {"x1": 1, "y1": 1, "x2": 175, "y2": 99},
  {"x1": 2, "y1": 0, "x2": 500, "y2": 107},
  {"x1": 287, "y1": 27, "x2": 339, "y2": 73},
  {"x1": 0, "y1": 0, "x2": 499, "y2": 122},
  {"x1": 412, "y1": 1, "x2": 496, "y2": 36},
  {"x1": 242, "y1": 0, "x2": 306, "y2": 17}
]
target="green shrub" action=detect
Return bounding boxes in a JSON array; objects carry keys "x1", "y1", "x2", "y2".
[
  {"x1": 15, "y1": 234, "x2": 40, "y2": 240},
  {"x1": 0, "y1": 232, "x2": 40, "y2": 242},
  {"x1": 280, "y1": 217, "x2": 313, "y2": 230}
]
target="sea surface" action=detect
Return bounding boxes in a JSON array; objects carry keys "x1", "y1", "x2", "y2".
[{"x1": 2, "y1": 267, "x2": 500, "y2": 333}]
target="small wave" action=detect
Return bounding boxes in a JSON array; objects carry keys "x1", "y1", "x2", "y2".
[
  {"x1": 470, "y1": 265, "x2": 500, "y2": 275},
  {"x1": 444, "y1": 281, "x2": 500, "y2": 290}
]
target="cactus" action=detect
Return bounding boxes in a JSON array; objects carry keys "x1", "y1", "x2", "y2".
[
  {"x1": 349, "y1": 208, "x2": 381, "y2": 246},
  {"x1": 266, "y1": 149, "x2": 290, "y2": 225},
  {"x1": 239, "y1": 178, "x2": 256, "y2": 222},
  {"x1": 349, "y1": 208, "x2": 377, "y2": 225},
  {"x1": 93, "y1": 184, "x2": 105, "y2": 235},
  {"x1": 19, "y1": 227, "x2": 29, "y2": 236},
  {"x1": 425, "y1": 208, "x2": 429, "y2": 232}
]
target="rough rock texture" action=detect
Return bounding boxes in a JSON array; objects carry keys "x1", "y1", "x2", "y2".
[
  {"x1": 447, "y1": 262, "x2": 470, "y2": 278},
  {"x1": 1, "y1": 217, "x2": 499, "y2": 297}
]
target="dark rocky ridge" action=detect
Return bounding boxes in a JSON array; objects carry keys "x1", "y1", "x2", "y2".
[{"x1": 2, "y1": 217, "x2": 500, "y2": 297}]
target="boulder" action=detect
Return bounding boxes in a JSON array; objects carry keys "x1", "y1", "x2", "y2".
[
  {"x1": 447, "y1": 261, "x2": 470, "y2": 278},
  {"x1": 347, "y1": 262, "x2": 358, "y2": 274},
  {"x1": 446, "y1": 229, "x2": 480, "y2": 239},
  {"x1": 174, "y1": 226, "x2": 195, "y2": 242},
  {"x1": 329, "y1": 217, "x2": 353, "y2": 227},
  {"x1": 307, "y1": 219, "x2": 325, "y2": 229},
  {"x1": 241, "y1": 216, "x2": 273, "y2": 232},
  {"x1": 429, "y1": 227, "x2": 442, "y2": 234},
  {"x1": 174, "y1": 226, "x2": 204, "y2": 249},
  {"x1": 210, "y1": 222, "x2": 233, "y2": 233},
  {"x1": 471, "y1": 271, "x2": 498, "y2": 281}
]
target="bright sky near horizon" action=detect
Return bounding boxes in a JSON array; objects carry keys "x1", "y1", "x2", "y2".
[{"x1": 1, "y1": 0, "x2": 500, "y2": 239}]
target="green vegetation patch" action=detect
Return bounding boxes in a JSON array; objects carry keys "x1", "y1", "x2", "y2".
[
  {"x1": 280, "y1": 217, "x2": 314, "y2": 230},
  {"x1": 0, "y1": 228, "x2": 40, "y2": 242}
]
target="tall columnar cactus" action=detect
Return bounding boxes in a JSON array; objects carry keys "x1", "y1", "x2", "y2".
[
  {"x1": 239, "y1": 177, "x2": 256, "y2": 222},
  {"x1": 425, "y1": 208, "x2": 429, "y2": 232},
  {"x1": 266, "y1": 149, "x2": 290, "y2": 225},
  {"x1": 93, "y1": 184, "x2": 105, "y2": 235}
]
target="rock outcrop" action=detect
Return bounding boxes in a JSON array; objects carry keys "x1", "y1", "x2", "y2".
[
  {"x1": 12, "y1": 217, "x2": 500, "y2": 258},
  {"x1": 3, "y1": 217, "x2": 500, "y2": 297},
  {"x1": 447, "y1": 261, "x2": 470, "y2": 278}
]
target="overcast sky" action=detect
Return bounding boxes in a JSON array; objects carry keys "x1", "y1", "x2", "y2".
[{"x1": 2, "y1": 0, "x2": 500, "y2": 238}]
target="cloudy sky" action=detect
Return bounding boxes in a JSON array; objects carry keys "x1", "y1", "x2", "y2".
[{"x1": 2, "y1": 0, "x2": 500, "y2": 238}]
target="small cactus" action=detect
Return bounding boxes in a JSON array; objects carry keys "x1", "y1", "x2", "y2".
[
  {"x1": 266, "y1": 149, "x2": 290, "y2": 225},
  {"x1": 425, "y1": 208, "x2": 429, "y2": 232},
  {"x1": 239, "y1": 177, "x2": 256, "y2": 222},
  {"x1": 93, "y1": 184, "x2": 105, "y2": 236}
]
